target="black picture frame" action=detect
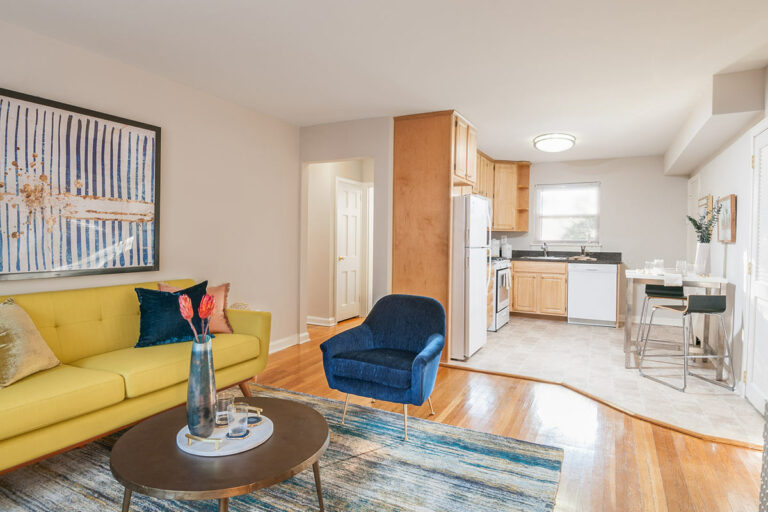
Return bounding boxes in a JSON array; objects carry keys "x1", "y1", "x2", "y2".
[{"x1": 0, "y1": 87, "x2": 161, "y2": 280}]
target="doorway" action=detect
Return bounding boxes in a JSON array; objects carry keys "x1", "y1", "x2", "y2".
[{"x1": 304, "y1": 159, "x2": 374, "y2": 326}]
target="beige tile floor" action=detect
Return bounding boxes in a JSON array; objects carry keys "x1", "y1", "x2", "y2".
[{"x1": 450, "y1": 315, "x2": 764, "y2": 446}]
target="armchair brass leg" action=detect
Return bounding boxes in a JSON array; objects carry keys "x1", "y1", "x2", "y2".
[
  {"x1": 427, "y1": 397, "x2": 435, "y2": 416},
  {"x1": 341, "y1": 394, "x2": 350, "y2": 425},
  {"x1": 403, "y1": 404, "x2": 408, "y2": 441}
]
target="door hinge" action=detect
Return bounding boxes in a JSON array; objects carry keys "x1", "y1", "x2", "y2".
[
  {"x1": 748, "y1": 261, "x2": 753, "y2": 275},
  {"x1": 743, "y1": 370, "x2": 748, "y2": 383},
  {"x1": 752, "y1": 155, "x2": 755, "y2": 169}
]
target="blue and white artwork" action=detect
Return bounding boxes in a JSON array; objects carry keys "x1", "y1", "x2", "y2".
[{"x1": 0, "y1": 90, "x2": 160, "y2": 280}]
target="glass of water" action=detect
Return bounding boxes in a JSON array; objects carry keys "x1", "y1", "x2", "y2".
[
  {"x1": 227, "y1": 402, "x2": 249, "y2": 438},
  {"x1": 216, "y1": 392, "x2": 234, "y2": 427},
  {"x1": 675, "y1": 260, "x2": 688, "y2": 275}
]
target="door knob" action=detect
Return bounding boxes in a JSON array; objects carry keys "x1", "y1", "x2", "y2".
[{"x1": 338, "y1": 256, "x2": 345, "y2": 261}]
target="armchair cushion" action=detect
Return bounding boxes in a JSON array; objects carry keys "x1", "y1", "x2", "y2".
[{"x1": 331, "y1": 348, "x2": 417, "y2": 390}]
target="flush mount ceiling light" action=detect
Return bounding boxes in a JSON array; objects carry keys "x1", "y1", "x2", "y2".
[{"x1": 533, "y1": 133, "x2": 576, "y2": 153}]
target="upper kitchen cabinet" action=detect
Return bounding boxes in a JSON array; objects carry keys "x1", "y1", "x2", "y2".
[
  {"x1": 492, "y1": 161, "x2": 530, "y2": 232},
  {"x1": 452, "y1": 114, "x2": 477, "y2": 186},
  {"x1": 473, "y1": 151, "x2": 494, "y2": 199}
]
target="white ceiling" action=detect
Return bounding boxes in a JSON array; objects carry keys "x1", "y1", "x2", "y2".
[{"x1": 2, "y1": 0, "x2": 768, "y2": 162}]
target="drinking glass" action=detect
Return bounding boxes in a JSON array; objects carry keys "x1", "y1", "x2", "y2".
[
  {"x1": 675, "y1": 260, "x2": 688, "y2": 275},
  {"x1": 215, "y1": 392, "x2": 234, "y2": 427},
  {"x1": 227, "y1": 402, "x2": 249, "y2": 437},
  {"x1": 653, "y1": 259, "x2": 664, "y2": 274},
  {"x1": 644, "y1": 261, "x2": 654, "y2": 274}
]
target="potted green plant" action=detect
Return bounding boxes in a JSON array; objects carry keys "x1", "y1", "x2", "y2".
[{"x1": 687, "y1": 202, "x2": 722, "y2": 275}]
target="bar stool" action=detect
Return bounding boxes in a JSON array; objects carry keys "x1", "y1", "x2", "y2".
[
  {"x1": 639, "y1": 295, "x2": 734, "y2": 392},
  {"x1": 636, "y1": 285, "x2": 686, "y2": 355}
]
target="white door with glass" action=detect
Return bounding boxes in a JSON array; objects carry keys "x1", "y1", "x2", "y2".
[
  {"x1": 336, "y1": 179, "x2": 363, "y2": 321},
  {"x1": 746, "y1": 128, "x2": 768, "y2": 411}
]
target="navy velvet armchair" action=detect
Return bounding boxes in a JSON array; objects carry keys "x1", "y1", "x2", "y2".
[{"x1": 320, "y1": 294, "x2": 446, "y2": 440}]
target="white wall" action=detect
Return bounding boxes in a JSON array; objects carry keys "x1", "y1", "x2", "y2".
[
  {"x1": 499, "y1": 156, "x2": 689, "y2": 269},
  {"x1": 299, "y1": 118, "x2": 393, "y2": 333},
  {"x1": 688, "y1": 127, "x2": 757, "y2": 385},
  {"x1": 306, "y1": 159, "x2": 371, "y2": 323},
  {"x1": 0, "y1": 21, "x2": 302, "y2": 344}
]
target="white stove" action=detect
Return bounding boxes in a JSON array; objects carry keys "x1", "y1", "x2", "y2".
[{"x1": 488, "y1": 258, "x2": 511, "y2": 331}]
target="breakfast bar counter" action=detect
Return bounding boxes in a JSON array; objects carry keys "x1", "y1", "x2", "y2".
[{"x1": 624, "y1": 270, "x2": 730, "y2": 378}]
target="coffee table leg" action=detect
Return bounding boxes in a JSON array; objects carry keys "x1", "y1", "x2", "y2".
[
  {"x1": 121, "y1": 488, "x2": 132, "y2": 512},
  {"x1": 218, "y1": 497, "x2": 229, "y2": 512},
  {"x1": 313, "y1": 461, "x2": 325, "y2": 511}
]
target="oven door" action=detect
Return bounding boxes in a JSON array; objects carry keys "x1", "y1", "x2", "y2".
[{"x1": 496, "y1": 268, "x2": 511, "y2": 312}]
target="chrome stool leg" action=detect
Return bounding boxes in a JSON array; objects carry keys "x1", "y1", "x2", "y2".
[
  {"x1": 686, "y1": 313, "x2": 735, "y2": 390},
  {"x1": 639, "y1": 307, "x2": 687, "y2": 391}
]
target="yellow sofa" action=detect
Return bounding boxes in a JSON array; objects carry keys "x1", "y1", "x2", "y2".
[{"x1": 0, "y1": 279, "x2": 271, "y2": 473}]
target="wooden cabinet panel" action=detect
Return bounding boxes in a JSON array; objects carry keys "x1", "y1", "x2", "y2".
[
  {"x1": 539, "y1": 273, "x2": 567, "y2": 316},
  {"x1": 473, "y1": 152, "x2": 494, "y2": 198},
  {"x1": 493, "y1": 162, "x2": 517, "y2": 230},
  {"x1": 513, "y1": 272, "x2": 537, "y2": 313},
  {"x1": 466, "y1": 127, "x2": 477, "y2": 184},
  {"x1": 512, "y1": 261, "x2": 567, "y2": 317},
  {"x1": 454, "y1": 117, "x2": 468, "y2": 180},
  {"x1": 513, "y1": 261, "x2": 567, "y2": 274}
]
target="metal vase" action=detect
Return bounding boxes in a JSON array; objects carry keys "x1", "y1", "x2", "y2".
[{"x1": 187, "y1": 335, "x2": 216, "y2": 438}]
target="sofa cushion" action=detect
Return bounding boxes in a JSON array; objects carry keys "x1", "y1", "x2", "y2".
[
  {"x1": 0, "y1": 365, "x2": 125, "y2": 441},
  {"x1": 71, "y1": 334, "x2": 260, "y2": 398},
  {"x1": 135, "y1": 281, "x2": 210, "y2": 347},
  {"x1": 331, "y1": 348, "x2": 416, "y2": 390}
]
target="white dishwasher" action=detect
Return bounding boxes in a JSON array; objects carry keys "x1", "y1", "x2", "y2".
[{"x1": 567, "y1": 263, "x2": 617, "y2": 326}]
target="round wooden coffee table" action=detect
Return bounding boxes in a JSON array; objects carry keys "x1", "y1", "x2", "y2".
[{"x1": 110, "y1": 397, "x2": 329, "y2": 511}]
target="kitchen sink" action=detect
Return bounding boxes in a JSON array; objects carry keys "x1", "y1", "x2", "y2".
[{"x1": 520, "y1": 256, "x2": 568, "y2": 261}]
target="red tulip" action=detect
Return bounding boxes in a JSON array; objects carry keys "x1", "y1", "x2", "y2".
[
  {"x1": 179, "y1": 294, "x2": 194, "y2": 320},
  {"x1": 199, "y1": 294, "x2": 215, "y2": 320}
]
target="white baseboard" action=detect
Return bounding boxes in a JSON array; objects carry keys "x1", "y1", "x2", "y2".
[
  {"x1": 299, "y1": 331, "x2": 311, "y2": 344},
  {"x1": 269, "y1": 334, "x2": 300, "y2": 354},
  {"x1": 307, "y1": 316, "x2": 336, "y2": 327}
]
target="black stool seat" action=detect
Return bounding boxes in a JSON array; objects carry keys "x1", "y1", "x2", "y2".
[
  {"x1": 654, "y1": 304, "x2": 687, "y2": 313},
  {"x1": 645, "y1": 285, "x2": 685, "y2": 299},
  {"x1": 686, "y1": 295, "x2": 726, "y2": 314}
]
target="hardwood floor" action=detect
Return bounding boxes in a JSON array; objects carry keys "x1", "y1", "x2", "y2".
[{"x1": 259, "y1": 318, "x2": 762, "y2": 511}]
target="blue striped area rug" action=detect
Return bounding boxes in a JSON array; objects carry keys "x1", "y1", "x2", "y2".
[{"x1": 0, "y1": 387, "x2": 563, "y2": 511}]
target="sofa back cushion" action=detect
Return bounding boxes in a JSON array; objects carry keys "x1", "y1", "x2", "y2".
[{"x1": 0, "y1": 279, "x2": 194, "y2": 363}]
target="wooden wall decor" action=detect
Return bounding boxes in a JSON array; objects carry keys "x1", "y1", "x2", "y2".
[{"x1": 717, "y1": 194, "x2": 736, "y2": 243}]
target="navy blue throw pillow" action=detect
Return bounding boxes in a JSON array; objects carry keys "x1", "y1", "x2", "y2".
[{"x1": 134, "y1": 281, "x2": 211, "y2": 347}]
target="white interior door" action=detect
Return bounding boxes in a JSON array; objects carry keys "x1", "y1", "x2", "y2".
[
  {"x1": 746, "y1": 128, "x2": 768, "y2": 410},
  {"x1": 336, "y1": 179, "x2": 363, "y2": 321}
]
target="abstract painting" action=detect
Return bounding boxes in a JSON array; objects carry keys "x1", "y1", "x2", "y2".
[{"x1": 0, "y1": 89, "x2": 160, "y2": 280}]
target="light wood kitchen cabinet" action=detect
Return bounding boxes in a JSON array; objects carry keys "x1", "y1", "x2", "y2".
[
  {"x1": 473, "y1": 151, "x2": 494, "y2": 199},
  {"x1": 493, "y1": 162, "x2": 517, "y2": 230},
  {"x1": 512, "y1": 261, "x2": 567, "y2": 317},
  {"x1": 466, "y1": 126, "x2": 477, "y2": 183},
  {"x1": 453, "y1": 117, "x2": 468, "y2": 181},
  {"x1": 393, "y1": 109, "x2": 479, "y2": 361},
  {"x1": 539, "y1": 273, "x2": 567, "y2": 315},
  {"x1": 512, "y1": 272, "x2": 538, "y2": 312}
]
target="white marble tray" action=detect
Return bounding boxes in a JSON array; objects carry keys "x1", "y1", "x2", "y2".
[{"x1": 176, "y1": 416, "x2": 274, "y2": 457}]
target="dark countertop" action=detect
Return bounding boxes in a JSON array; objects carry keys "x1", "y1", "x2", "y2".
[{"x1": 509, "y1": 250, "x2": 622, "y2": 265}]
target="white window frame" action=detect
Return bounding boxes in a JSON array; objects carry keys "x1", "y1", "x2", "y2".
[{"x1": 533, "y1": 182, "x2": 601, "y2": 245}]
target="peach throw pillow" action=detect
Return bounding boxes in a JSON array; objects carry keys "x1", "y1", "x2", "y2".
[{"x1": 158, "y1": 282, "x2": 233, "y2": 334}]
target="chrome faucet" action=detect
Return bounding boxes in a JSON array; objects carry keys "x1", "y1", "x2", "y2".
[{"x1": 541, "y1": 242, "x2": 549, "y2": 257}]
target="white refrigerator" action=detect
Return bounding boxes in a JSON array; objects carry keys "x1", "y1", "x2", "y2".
[{"x1": 450, "y1": 194, "x2": 492, "y2": 360}]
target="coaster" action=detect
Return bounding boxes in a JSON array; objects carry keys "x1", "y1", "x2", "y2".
[
  {"x1": 226, "y1": 430, "x2": 251, "y2": 440},
  {"x1": 248, "y1": 415, "x2": 263, "y2": 427}
]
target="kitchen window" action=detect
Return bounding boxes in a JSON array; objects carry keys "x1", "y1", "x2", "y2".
[{"x1": 534, "y1": 182, "x2": 600, "y2": 244}]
